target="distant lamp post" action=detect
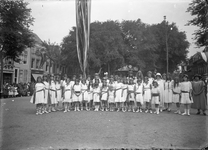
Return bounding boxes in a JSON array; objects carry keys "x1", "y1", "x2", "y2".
[{"x1": 164, "y1": 16, "x2": 172, "y2": 75}]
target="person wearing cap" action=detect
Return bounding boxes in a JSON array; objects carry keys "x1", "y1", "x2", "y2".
[
  {"x1": 42, "y1": 73, "x2": 50, "y2": 114},
  {"x1": 180, "y1": 74, "x2": 193, "y2": 116},
  {"x1": 191, "y1": 74, "x2": 207, "y2": 116},
  {"x1": 49, "y1": 74, "x2": 58, "y2": 112},
  {"x1": 155, "y1": 73, "x2": 165, "y2": 112}
]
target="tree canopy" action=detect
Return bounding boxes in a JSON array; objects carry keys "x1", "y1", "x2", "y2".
[
  {"x1": 187, "y1": 0, "x2": 208, "y2": 47},
  {"x1": 0, "y1": 0, "x2": 34, "y2": 60},
  {"x1": 61, "y1": 19, "x2": 190, "y2": 76}
]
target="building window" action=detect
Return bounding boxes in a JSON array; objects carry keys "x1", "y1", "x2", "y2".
[
  {"x1": 14, "y1": 69, "x2": 19, "y2": 83},
  {"x1": 31, "y1": 58, "x2": 35, "y2": 68},
  {"x1": 36, "y1": 59, "x2": 40, "y2": 69}
]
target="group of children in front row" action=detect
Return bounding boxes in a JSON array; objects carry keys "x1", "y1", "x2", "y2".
[{"x1": 30, "y1": 71, "x2": 193, "y2": 116}]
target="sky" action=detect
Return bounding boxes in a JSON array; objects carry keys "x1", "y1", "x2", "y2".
[{"x1": 26, "y1": 0, "x2": 204, "y2": 58}]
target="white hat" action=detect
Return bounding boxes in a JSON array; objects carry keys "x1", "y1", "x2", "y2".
[
  {"x1": 104, "y1": 72, "x2": 108, "y2": 75},
  {"x1": 156, "y1": 73, "x2": 162, "y2": 77}
]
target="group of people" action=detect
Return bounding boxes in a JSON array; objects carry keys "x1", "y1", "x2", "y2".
[{"x1": 30, "y1": 71, "x2": 207, "y2": 116}]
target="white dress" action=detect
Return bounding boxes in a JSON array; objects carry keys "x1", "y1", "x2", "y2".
[
  {"x1": 108, "y1": 90, "x2": 115, "y2": 103},
  {"x1": 101, "y1": 86, "x2": 108, "y2": 101},
  {"x1": 157, "y1": 79, "x2": 165, "y2": 107},
  {"x1": 180, "y1": 81, "x2": 193, "y2": 104},
  {"x1": 121, "y1": 84, "x2": 128, "y2": 102},
  {"x1": 72, "y1": 84, "x2": 82, "y2": 102},
  {"x1": 56, "y1": 82, "x2": 62, "y2": 102},
  {"x1": 115, "y1": 82, "x2": 123, "y2": 103},
  {"x1": 135, "y1": 83, "x2": 143, "y2": 104},
  {"x1": 128, "y1": 84, "x2": 135, "y2": 101},
  {"x1": 50, "y1": 81, "x2": 57, "y2": 104},
  {"x1": 43, "y1": 81, "x2": 49, "y2": 104},
  {"x1": 172, "y1": 83, "x2": 181, "y2": 103},
  {"x1": 63, "y1": 83, "x2": 72, "y2": 103},
  {"x1": 164, "y1": 80, "x2": 173, "y2": 103},
  {"x1": 143, "y1": 82, "x2": 151, "y2": 102},
  {"x1": 151, "y1": 87, "x2": 160, "y2": 104},
  {"x1": 81, "y1": 83, "x2": 89, "y2": 101},
  {"x1": 93, "y1": 86, "x2": 100, "y2": 103},
  {"x1": 30, "y1": 83, "x2": 45, "y2": 104}
]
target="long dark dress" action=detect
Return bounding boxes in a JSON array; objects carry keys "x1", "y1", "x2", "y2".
[{"x1": 191, "y1": 81, "x2": 207, "y2": 110}]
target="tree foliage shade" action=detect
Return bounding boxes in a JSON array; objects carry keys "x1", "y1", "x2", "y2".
[
  {"x1": 187, "y1": 0, "x2": 208, "y2": 47},
  {"x1": 61, "y1": 19, "x2": 190, "y2": 76},
  {"x1": 0, "y1": 0, "x2": 34, "y2": 61}
]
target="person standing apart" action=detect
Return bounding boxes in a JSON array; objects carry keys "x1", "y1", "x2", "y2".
[
  {"x1": 191, "y1": 74, "x2": 207, "y2": 116},
  {"x1": 30, "y1": 76, "x2": 45, "y2": 115},
  {"x1": 180, "y1": 74, "x2": 193, "y2": 116}
]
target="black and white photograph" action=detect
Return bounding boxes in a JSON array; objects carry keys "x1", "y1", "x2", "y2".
[{"x1": 0, "y1": 0, "x2": 208, "y2": 149}]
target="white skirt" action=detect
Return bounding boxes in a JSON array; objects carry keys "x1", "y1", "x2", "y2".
[
  {"x1": 56, "y1": 89, "x2": 62, "y2": 102},
  {"x1": 121, "y1": 89, "x2": 127, "y2": 102},
  {"x1": 172, "y1": 93, "x2": 180, "y2": 103},
  {"x1": 30, "y1": 91, "x2": 45, "y2": 104},
  {"x1": 50, "y1": 90, "x2": 57, "y2": 104},
  {"x1": 82, "y1": 91, "x2": 89, "y2": 101},
  {"x1": 164, "y1": 90, "x2": 172, "y2": 103},
  {"x1": 115, "y1": 89, "x2": 122, "y2": 102},
  {"x1": 128, "y1": 93, "x2": 135, "y2": 101},
  {"x1": 73, "y1": 93, "x2": 82, "y2": 102},
  {"x1": 63, "y1": 90, "x2": 72, "y2": 103},
  {"x1": 135, "y1": 93, "x2": 143, "y2": 104},
  {"x1": 143, "y1": 89, "x2": 151, "y2": 102},
  {"x1": 93, "y1": 93, "x2": 100, "y2": 102}
]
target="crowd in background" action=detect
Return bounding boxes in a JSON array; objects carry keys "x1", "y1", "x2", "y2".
[{"x1": 30, "y1": 70, "x2": 207, "y2": 116}]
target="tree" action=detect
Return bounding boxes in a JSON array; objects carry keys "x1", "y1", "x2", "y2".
[
  {"x1": 0, "y1": 0, "x2": 34, "y2": 60},
  {"x1": 187, "y1": 0, "x2": 208, "y2": 47},
  {"x1": 0, "y1": 0, "x2": 34, "y2": 97},
  {"x1": 150, "y1": 21, "x2": 189, "y2": 73}
]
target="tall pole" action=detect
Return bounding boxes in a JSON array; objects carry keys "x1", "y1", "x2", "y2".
[
  {"x1": 164, "y1": 16, "x2": 169, "y2": 75},
  {"x1": 0, "y1": 47, "x2": 4, "y2": 98}
]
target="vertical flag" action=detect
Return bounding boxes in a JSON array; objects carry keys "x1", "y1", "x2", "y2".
[{"x1": 76, "y1": 0, "x2": 91, "y2": 78}]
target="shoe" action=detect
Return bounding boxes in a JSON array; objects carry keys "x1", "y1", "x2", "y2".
[
  {"x1": 203, "y1": 112, "x2": 206, "y2": 116},
  {"x1": 77, "y1": 109, "x2": 80, "y2": 111},
  {"x1": 117, "y1": 109, "x2": 120, "y2": 112},
  {"x1": 178, "y1": 111, "x2": 181, "y2": 115},
  {"x1": 64, "y1": 110, "x2": 67, "y2": 113},
  {"x1": 36, "y1": 112, "x2": 39, "y2": 115},
  {"x1": 154, "y1": 111, "x2": 157, "y2": 114},
  {"x1": 168, "y1": 109, "x2": 171, "y2": 112},
  {"x1": 187, "y1": 113, "x2": 190, "y2": 116},
  {"x1": 149, "y1": 110, "x2": 152, "y2": 114},
  {"x1": 105, "y1": 109, "x2": 108, "y2": 112},
  {"x1": 174, "y1": 111, "x2": 178, "y2": 114},
  {"x1": 196, "y1": 111, "x2": 200, "y2": 115},
  {"x1": 181, "y1": 112, "x2": 187, "y2": 116},
  {"x1": 133, "y1": 109, "x2": 135, "y2": 113},
  {"x1": 39, "y1": 112, "x2": 43, "y2": 115},
  {"x1": 139, "y1": 109, "x2": 142, "y2": 113},
  {"x1": 160, "y1": 109, "x2": 163, "y2": 112},
  {"x1": 48, "y1": 109, "x2": 51, "y2": 113},
  {"x1": 156, "y1": 111, "x2": 159, "y2": 115},
  {"x1": 128, "y1": 109, "x2": 131, "y2": 112},
  {"x1": 67, "y1": 109, "x2": 70, "y2": 112},
  {"x1": 145, "y1": 110, "x2": 148, "y2": 113},
  {"x1": 163, "y1": 108, "x2": 168, "y2": 111},
  {"x1": 136, "y1": 110, "x2": 139, "y2": 113}
]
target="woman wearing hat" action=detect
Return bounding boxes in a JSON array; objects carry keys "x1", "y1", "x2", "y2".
[
  {"x1": 191, "y1": 74, "x2": 207, "y2": 115},
  {"x1": 155, "y1": 73, "x2": 165, "y2": 112},
  {"x1": 180, "y1": 74, "x2": 193, "y2": 116}
]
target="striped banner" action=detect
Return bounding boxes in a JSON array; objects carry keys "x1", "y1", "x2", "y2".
[{"x1": 76, "y1": 0, "x2": 91, "y2": 78}]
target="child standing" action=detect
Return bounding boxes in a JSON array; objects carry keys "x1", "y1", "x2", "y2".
[
  {"x1": 151, "y1": 81, "x2": 160, "y2": 115},
  {"x1": 55, "y1": 74, "x2": 62, "y2": 111},
  {"x1": 88, "y1": 81, "x2": 93, "y2": 111},
  {"x1": 42, "y1": 74, "x2": 49, "y2": 114},
  {"x1": 144, "y1": 76, "x2": 152, "y2": 113},
  {"x1": 100, "y1": 80, "x2": 109, "y2": 111},
  {"x1": 180, "y1": 74, "x2": 193, "y2": 116},
  {"x1": 121, "y1": 77, "x2": 128, "y2": 112},
  {"x1": 172, "y1": 77, "x2": 181, "y2": 114},
  {"x1": 81, "y1": 78, "x2": 89, "y2": 111},
  {"x1": 127, "y1": 78, "x2": 136, "y2": 112},
  {"x1": 30, "y1": 76, "x2": 45, "y2": 115},
  {"x1": 135, "y1": 78, "x2": 144, "y2": 112},
  {"x1": 72, "y1": 79, "x2": 82, "y2": 111},
  {"x1": 108, "y1": 85, "x2": 115, "y2": 111},
  {"x1": 164, "y1": 76, "x2": 173, "y2": 112},
  {"x1": 49, "y1": 74, "x2": 57, "y2": 112},
  {"x1": 114, "y1": 78, "x2": 123, "y2": 112},
  {"x1": 93, "y1": 79, "x2": 101, "y2": 111},
  {"x1": 63, "y1": 78, "x2": 72, "y2": 112}
]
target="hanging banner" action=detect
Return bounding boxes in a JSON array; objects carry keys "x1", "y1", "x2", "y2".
[{"x1": 76, "y1": 0, "x2": 91, "y2": 78}]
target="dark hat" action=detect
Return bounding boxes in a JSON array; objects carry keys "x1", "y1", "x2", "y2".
[
  {"x1": 194, "y1": 74, "x2": 201, "y2": 79},
  {"x1": 182, "y1": 74, "x2": 188, "y2": 78},
  {"x1": 152, "y1": 80, "x2": 158, "y2": 86}
]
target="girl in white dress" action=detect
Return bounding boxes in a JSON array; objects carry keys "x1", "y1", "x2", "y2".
[
  {"x1": 114, "y1": 78, "x2": 123, "y2": 112},
  {"x1": 63, "y1": 78, "x2": 72, "y2": 113},
  {"x1": 88, "y1": 81, "x2": 93, "y2": 110},
  {"x1": 135, "y1": 78, "x2": 144, "y2": 112},
  {"x1": 55, "y1": 75, "x2": 62, "y2": 111},
  {"x1": 93, "y1": 79, "x2": 101, "y2": 111},
  {"x1": 144, "y1": 76, "x2": 152, "y2": 113},
  {"x1": 164, "y1": 76, "x2": 173, "y2": 112},
  {"x1": 172, "y1": 77, "x2": 181, "y2": 114},
  {"x1": 30, "y1": 76, "x2": 45, "y2": 115},
  {"x1": 108, "y1": 85, "x2": 115, "y2": 111},
  {"x1": 42, "y1": 74, "x2": 49, "y2": 114},
  {"x1": 127, "y1": 78, "x2": 136, "y2": 112},
  {"x1": 180, "y1": 74, "x2": 193, "y2": 116},
  {"x1": 121, "y1": 77, "x2": 128, "y2": 112},
  {"x1": 72, "y1": 79, "x2": 82, "y2": 111},
  {"x1": 81, "y1": 79, "x2": 89, "y2": 111},
  {"x1": 100, "y1": 80, "x2": 109, "y2": 111},
  {"x1": 49, "y1": 74, "x2": 57, "y2": 112},
  {"x1": 151, "y1": 81, "x2": 160, "y2": 115}
]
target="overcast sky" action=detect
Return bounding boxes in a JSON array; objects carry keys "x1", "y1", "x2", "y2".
[{"x1": 27, "y1": 0, "x2": 203, "y2": 57}]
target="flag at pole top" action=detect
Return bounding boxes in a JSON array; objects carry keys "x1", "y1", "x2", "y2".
[{"x1": 76, "y1": 0, "x2": 91, "y2": 78}]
